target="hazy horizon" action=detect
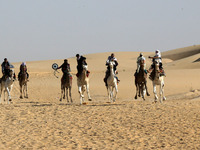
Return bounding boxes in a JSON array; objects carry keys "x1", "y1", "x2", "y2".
[{"x1": 1, "y1": 0, "x2": 200, "y2": 63}]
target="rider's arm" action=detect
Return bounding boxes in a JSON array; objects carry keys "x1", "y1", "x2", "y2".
[
  {"x1": 57, "y1": 64, "x2": 63, "y2": 70},
  {"x1": 149, "y1": 56, "x2": 160, "y2": 59}
]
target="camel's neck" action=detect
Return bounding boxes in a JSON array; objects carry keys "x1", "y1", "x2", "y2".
[
  {"x1": 110, "y1": 66, "x2": 115, "y2": 78},
  {"x1": 154, "y1": 65, "x2": 160, "y2": 80},
  {"x1": 80, "y1": 69, "x2": 87, "y2": 81}
]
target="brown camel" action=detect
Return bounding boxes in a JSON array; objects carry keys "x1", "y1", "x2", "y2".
[
  {"x1": 134, "y1": 60, "x2": 150, "y2": 100},
  {"x1": 60, "y1": 72, "x2": 72, "y2": 103},
  {"x1": 19, "y1": 66, "x2": 28, "y2": 99}
]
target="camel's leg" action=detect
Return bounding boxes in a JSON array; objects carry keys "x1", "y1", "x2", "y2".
[
  {"x1": 69, "y1": 87, "x2": 73, "y2": 103},
  {"x1": 60, "y1": 85, "x2": 63, "y2": 101},
  {"x1": 153, "y1": 83, "x2": 158, "y2": 102},
  {"x1": 23, "y1": 84, "x2": 25, "y2": 98},
  {"x1": 138, "y1": 85, "x2": 141, "y2": 97},
  {"x1": 4, "y1": 88, "x2": 6, "y2": 102},
  {"x1": 20, "y1": 84, "x2": 23, "y2": 99},
  {"x1": 25, "y1": 84, "x2": 28, "y2": 98},
  {"x1": 110, "y1": 87, "x2": 113, "y2": 103},
  {"x1": 113, "y1": 84, "x2": 118, "y2": 102},
  {"x1": 23, "y1": 84, "x2": 26, "y2": 98},
  {"x1": 6, "y1": 87, "x2": 11, "y2": 104},
  {"x1": 78, "y1": 86, "x2": 84, "y2": 104},
  {"x1": 66, "y1": 87, "x2": 69, "y2": 103},
  {"x1": 135, "y1": 82, "x2": 138, "y2": 99},
  {"x1": 159, "y1": 84, "x2": 163, "y2": 103},
  {"x1": 141, "y1": 85, "x2": 146, "y2": 101},
  {"x1": 145, "y1": 81, "x2": 150, "y2": 96},
  {"x1": 161, "y1": 82, "x2": 166, "y2": 101},
  {"x1": 107, "y1": 86, "x2": 111, "y2": 102},
  {"x1": 111, "y1": 87, "x2": 114, "y2": 102},
  {"x1": 86, "y1": 84, "x2": 92, "y2": 101},
  {"x1": 63, "y1": 87, "x2": 66, "y2": 99},
  {"x1": 23, "y1": 84, "x2": 27, "y2": 98}
]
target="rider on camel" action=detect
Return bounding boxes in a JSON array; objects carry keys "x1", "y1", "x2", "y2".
[
  {"x1": 104, "y1": 53, "x2": 120, "y2": 86},
  {"x1": 136, "y1": 53, "x2": 147, "y2": 74},
  {"x1": 57, "y1": 59, "x2": 72, "y2": 79},
  {"x1": 1, "y1": 58, "x2": 16, "y2": 80},
  {"x1": 148, "y1": 50, "x2": 165, "y2": 80},
  {"x1": 57, "y1": 59, "x2": 71, "y2": 73},
  {"x1": 18, "y1": 62, "x2": 29, "y2": 81},
  {"x1": 76, "y1": 54, "x2": 90, "y2": 77}
]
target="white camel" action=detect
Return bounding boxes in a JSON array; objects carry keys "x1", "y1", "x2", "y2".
[
  {"x1": 77, "y1": 64, "x2": 92, "y2": 104},
  {"x1": 107, "y1": 61, "x2": 118, "y2": 102},
  {"x1": 0, "y1": 69, "x2": 15, "y2": 104},
  {"x1": 151, "y1": 60, "x2": 166, "y2": 103}
]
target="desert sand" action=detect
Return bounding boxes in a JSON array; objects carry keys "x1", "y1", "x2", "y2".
[{"x1": 0, "y1": 45, "x2": 200, "y2": 149}]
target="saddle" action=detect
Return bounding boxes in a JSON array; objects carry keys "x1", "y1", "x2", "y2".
[
  {"x1": 149, "y1": 69, "x2": 165, "y2": 81},
  {"x1": 76, "y1": 70, "x2": 90, "y2": 77}
]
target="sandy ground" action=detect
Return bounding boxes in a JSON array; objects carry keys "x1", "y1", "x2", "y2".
[{"x1": 0, "y1": 47, "x2": 200, "y2": 149}]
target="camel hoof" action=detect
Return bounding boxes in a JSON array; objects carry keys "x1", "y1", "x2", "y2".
[
  {"x1": 9, "y1": 99, "x2": 12, "y2": 102},
  {"x1": 20, "y1": 96, "x2": 23, "y2": 99},
  {"x1": 163, "y1": 97, "x2": 166, "y2": 101},
  {"x1": 135, "y1": 96, "x2": 137, "y2": 99},
  {"x1": 88, "y1": 99, "x2": 92, "y2": 101},
  {"x1": 82, "y1": 102, "x2": 87, "y2": 105},
  {"x1": 138, "y1": 95, "x2": 141, "y2": 97},
  {"x1": 60, "y1": 98, "x2": 62, "y2": 102},
  {"x1": 147, "y1": 93, "x2": 150, "y2": 96}
]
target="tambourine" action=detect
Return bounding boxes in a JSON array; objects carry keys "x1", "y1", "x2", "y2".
[{"x1": 52, "y1": 63, "x2": 58, "y2": 70}]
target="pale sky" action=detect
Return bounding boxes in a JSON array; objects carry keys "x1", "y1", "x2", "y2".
[{"x1": 0, "y1": 0, "x2": 200, "y2": 62}]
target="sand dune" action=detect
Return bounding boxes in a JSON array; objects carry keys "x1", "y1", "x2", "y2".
[
  {"x1": 0, "y1": 48, "x2": 199, "y2": 149},
  {"x1": 162, "y1": 45, "x2": 200, "y2": 61}
]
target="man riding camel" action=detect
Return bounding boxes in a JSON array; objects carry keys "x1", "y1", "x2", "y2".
[
  {"x1": 104, "y1": 53, "x2": 120, "y2": 86},
  {"x1": 18, "y1": 62, "x2": 29, "y2": 81},
  {"x1": 148, "y1": 49, "x2": 166, "y2": 80},
  {"x1": 136, "y1": 53, "x2": 147, "y2": 74},
  {"x1": 1, "y1": 58, "x2": 16, "y2": 80},
  {"x1": 57, "y1": 59, "x2": 72, "y2": 79},
  {"x1": 57, "y1": 59, "x2": 71, "y2": 73},
  {"x1": 76, "y1": 54, "x2": 90, "y2": 77}
]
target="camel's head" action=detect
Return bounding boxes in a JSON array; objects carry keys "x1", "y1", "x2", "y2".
[
  {"x1": 154, "y1": 60, "x2": 160, "y2": 71},
  {"x1": 9, "y1": 69, "x2": 14, "y2": 76},
  {"x1": 109, "y1": 60, "x2": 115, "y2": 68},
  {"x1": 82, "y1": 64, "x2": 88, "y2": 71}
]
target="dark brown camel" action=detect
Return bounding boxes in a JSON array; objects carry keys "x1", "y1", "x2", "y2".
[
  {"x1": 19, "y1": 66, "x2": 28, "y2": 99},
  {"x1": 60, "y1": 72, "x2": 72, "y2": 103},
  {"x1": 134, "y1": 60, "x2": 150, "y2": 100}
]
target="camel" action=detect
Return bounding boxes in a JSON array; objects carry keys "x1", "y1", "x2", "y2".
[
  {"x1": 19, "y1": 66, "x2": 28, "y2": 99},
  {"x1": 0, "y1": 69, "x2": 15, "y2": 104},
  {"x1": 106, "y1": 60, "x2": 118, "y2": 102},
  {"x1": 60, "y1": 71, "x2": 72, "y2": 103},
  {"x1": 150, "y1": 60, "x2": 166, "y2": 103},
  {"x1": 134, "y1": 60, "x2": 150, "y2": 100},
  {"x1": 77, "y1": 64, "x2": 92, "y2": 104}
]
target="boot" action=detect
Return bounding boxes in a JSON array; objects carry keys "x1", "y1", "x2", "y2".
[{"x1": 86, "y1": 70, "x2": 90, "y2": 77}]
